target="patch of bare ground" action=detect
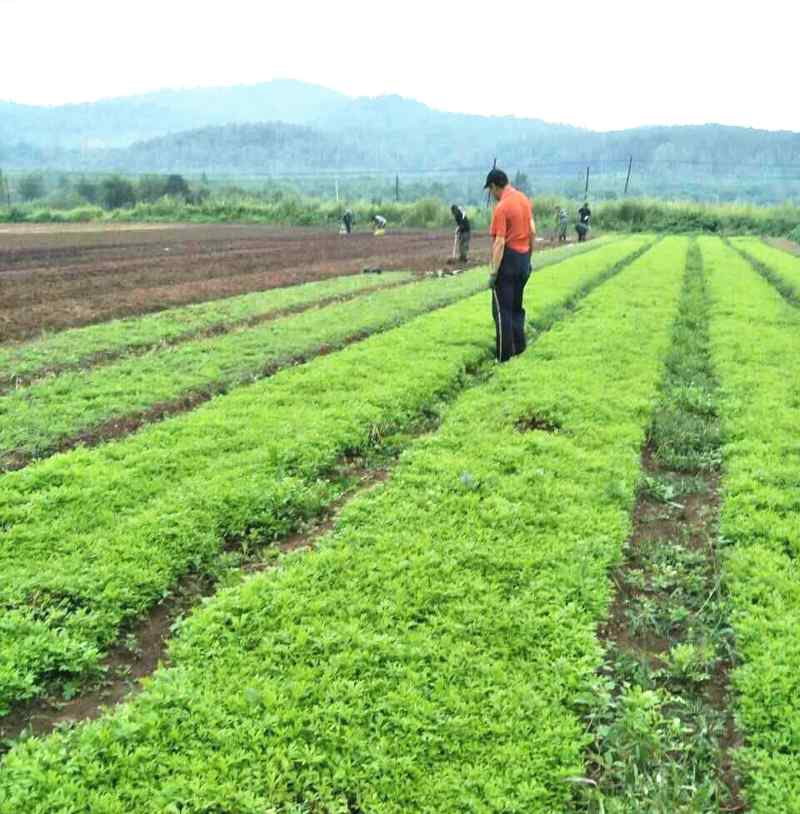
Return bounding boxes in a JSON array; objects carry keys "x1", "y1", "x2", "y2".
[
  {"x1": 515, "y1": 414, "x2": 561, "y2": 433},
  {"x1": 0, "y1": 225, "x2": 492, "y2": 342},
  {"x1": 765, "y1": 237, "x2": 800, "y2": 256}
]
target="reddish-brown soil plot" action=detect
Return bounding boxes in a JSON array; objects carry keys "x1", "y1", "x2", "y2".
[
  {"x1": 766, "y1": 237, "x2": 800, "y2": 256},
  {"x1": 0, "y1": 224, "x2": 493, "y2": 342}
]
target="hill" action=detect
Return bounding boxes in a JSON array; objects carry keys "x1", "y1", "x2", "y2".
[
  {"x1": 0, "y1": 79, "x2": 349, "y2": 149},
  {"x1": 2, "y1": 81, "x2": 800, "y2": 203},
  {"x1": 91, "y1": 122, "x2": 368, "y2": 174}
]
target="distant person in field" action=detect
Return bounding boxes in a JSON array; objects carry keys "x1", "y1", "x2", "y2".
[
  {"x1": 373, "y1": 214, "x2": 387, "y2": 235},
  {"x1": 576, "y1": 202, "x2": 591, "y2": 242},
  {"x1": 555, "y1": 206, "x2": 569, "y2": 242},
  {"x1": 451, "y1": 204, "x2": 471, "y2": 262},
  {"x1": 341, "y1": 209, "x2": 354, "y2": 234},
  {"x1": 485, "y1": 168, "x2": 536, "y2": 362}
]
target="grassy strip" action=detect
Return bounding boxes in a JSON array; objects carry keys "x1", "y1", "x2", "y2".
[
  {"x1": 728, "y1": 237, "x2": 800, "y2": 306},
  {"x1": 0, "y1": 236, "x2": 650, "y2": 714},
  {"x1": 0, "y1": 238, "x2": 685, "y2": 813},
  {"x1": 0, "y1": 237, "x2": 645, "y2": 466},
  {"x1": 5, "y1": 192, "x2": 800, "y2": 234},
  {"x1": 0, "y1": 272, "x2": 413, "y2": 386},
  {"x1": 702, "y1": 235, "x2": 800, "y2": 812},
  {"x1": 574, "y1": 241, "x2": 744, "y2": 812}
]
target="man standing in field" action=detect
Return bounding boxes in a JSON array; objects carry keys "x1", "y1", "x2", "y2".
[
  {"x1": 557, "y1": 206, "x2": 569, "y2": 242},
  {"x1": 485, "y1": 168, "x2": 536, "y2": 362},
  {"x1": 341, "y1": 209, "x2": 354, "y2": 234},
  {"x1": 451, "y1": 204, "x2": 471, "y2": 262},
  {"x1": 576, "y1": 201, "x2": 591, "y2": 241}
]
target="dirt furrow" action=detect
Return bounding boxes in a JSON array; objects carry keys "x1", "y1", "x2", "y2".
[{"x1": 572, "y1": 240, "x2": 747, "y2": 813}]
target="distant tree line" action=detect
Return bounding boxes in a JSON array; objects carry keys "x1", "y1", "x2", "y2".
[
  {"x1": 6, "y1": 171, "x2": 201, "y2": 209},
  {"x1": 3, "y1": 110, "x2": 800, "y2": 206},
  {"x1": 2, "y1": 166, "x2": 799, "y2": 221}
]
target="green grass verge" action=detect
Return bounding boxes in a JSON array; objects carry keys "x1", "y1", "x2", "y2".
[
  {"x1": 0, "y1": 235, "x2": 650, "y2": 714},
  {"x1": 702, "y1": 236, "x2": 800, "y2": 812},
  {"x1": 0, "y1": 272, "x2": 413, "y2": 384},
  {"x1": 0, "y1": 238, "x2": 687, "y2": 812},
  {"x1": 0, "y1": 237, "x2": 642, "y2": 465},
  {"x1": 3, "y1": 190, "x2": 799, "y2": 235}
]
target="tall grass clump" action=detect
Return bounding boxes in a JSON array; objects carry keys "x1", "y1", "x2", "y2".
[
  {"x1": 2, "y1": 192, "x2": 799, "y2": 237},
  {"x1": 594, "y1": 197, "x2": 800, "y2": 235}
]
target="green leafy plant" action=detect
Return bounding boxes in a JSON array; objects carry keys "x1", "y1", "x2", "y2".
[
  {"x1": 0, "y1": 237, "x2": 653, "y2": 713},
  {"x1": 0, "y1": 239, "x2": 685, "y2": 811},
  {"x1": 0, "y1": 239, "x2": 644, "y2": 464},
  {"x1": 701, "y1": 235, "x2": 800, "y2": 811}
]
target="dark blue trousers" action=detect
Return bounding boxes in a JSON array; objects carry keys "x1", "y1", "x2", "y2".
[{"x1": 492, "y1": 248, "x2": 531, "y2": 362}]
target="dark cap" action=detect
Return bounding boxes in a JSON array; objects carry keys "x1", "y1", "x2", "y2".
[{"x1": 483, "y1": 168, "x2": 509, "y2": 189}]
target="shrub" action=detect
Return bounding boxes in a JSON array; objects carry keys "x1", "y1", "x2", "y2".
[
  {"x1": 100, "y1": 175, "x2": 136, "y2": 210},
  {"x1": 17, "y1": 173, "x2": 45, "y2": 202}
]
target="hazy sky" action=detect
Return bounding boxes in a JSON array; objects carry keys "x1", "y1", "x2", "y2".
[{"x1": 1, "y1": 0, "x2": 796, "y2": 131}]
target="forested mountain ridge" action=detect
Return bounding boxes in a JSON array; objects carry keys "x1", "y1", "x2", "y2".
[
  {"x1": 2, "y1": 81, "x2": 799, "y2": 201},
  {"x1": 0, "y1": 80, "x2": 349, "y2": 149},
  {"x1": 88, "y1": 123, "x2": 368, "y2": 174}
]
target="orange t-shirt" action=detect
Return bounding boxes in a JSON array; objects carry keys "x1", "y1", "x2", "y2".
[{"x1": 490, "y1": 185, "x2": 534, "y2": 253}]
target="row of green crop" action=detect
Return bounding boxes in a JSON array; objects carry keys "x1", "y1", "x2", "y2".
[
  {"x1": 729, "y1": 236, "x2": 800, "y2": 303},
  {"x1": 0, "y1": 271, "x2": 484, "y2": 463},
  {"x1": 701, "y1": 237, "x2": 800, "y2": 813},
  {"x1": 0, "y1": 238, "x2": 687, "y2": 812},
  {"x1": 0, "y1": 236, "x2": 651, "y2": 715},
  {"x1": 0, "y1": 235, "x2": 616, "y2": 386},
  {"x1": 0, "y1": 237, "x2": 637, "y2": 465},
  {"x1": 0, "y1": 271, "x2": 413, "y2": 385},
  {"x1": 0, "y1": 292, "x2": 491, "y2": 714}
]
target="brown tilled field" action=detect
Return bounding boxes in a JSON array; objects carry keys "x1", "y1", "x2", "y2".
[{"x1": 0, "y1": 223, "x2": 493, "y2": 341}]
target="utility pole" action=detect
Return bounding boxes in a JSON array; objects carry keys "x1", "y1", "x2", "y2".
[
  {"x1": 335, "y1": 178, "x2": 340, "y2": 203},
  {"x1": 395, "y1": 174, "x2": 399, "y2": 202},
  {"x1": 486, "y1": 156, "x2": 497, "y2": 206},
  {"x1": 584, "y1": 165, "x2": 590, "y2": 199},
  {"x1": 624, "y1": 156, "x2": 633, "y2": 195}
]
